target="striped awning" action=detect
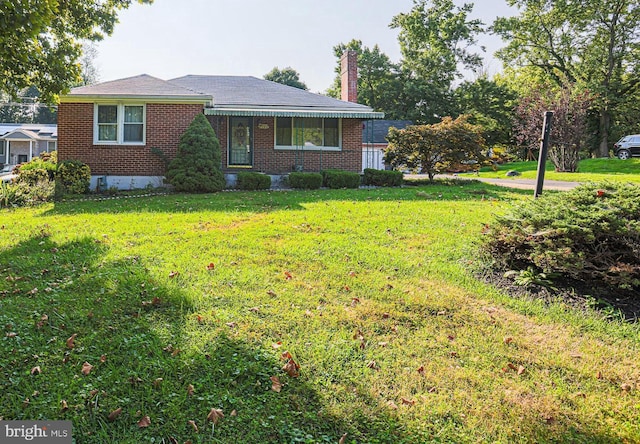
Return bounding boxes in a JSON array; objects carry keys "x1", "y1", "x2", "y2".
[{"x1": 204, "y1": 107, "x2": 384, "y2": 119}]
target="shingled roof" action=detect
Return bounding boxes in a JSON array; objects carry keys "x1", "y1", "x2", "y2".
[
  {"x1": 61, "y1": 74, "x2": 383, "y2": 119},
  {"x1": 60, "y1": 74, "x2": 212, "y2": 103}
]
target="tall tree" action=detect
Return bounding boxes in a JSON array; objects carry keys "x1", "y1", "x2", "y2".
[
  {"x1": 493, "y1": 0, "x2": 640, "y2": 157},
  {"x1": 0, "y1": 0, "x2": 152, "y2": 103},
  {"x1": 327, "y1": 40, "x2": 406, "y2": 118},
  {"x1": 389, "y1": 0, "x2": 485, "y2": 123},
  {"x1": 264, "y1": 67, "x2": 308, "y2": 90},
  {"x1": 79, "y1": 42, "x2": 101, "y2": 86}
]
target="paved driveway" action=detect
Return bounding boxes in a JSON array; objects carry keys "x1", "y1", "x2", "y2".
[{"x1": 405, "y1": 174, "x2": 582, "y2": 192}]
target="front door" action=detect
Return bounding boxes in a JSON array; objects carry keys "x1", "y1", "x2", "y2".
[{"x1": 229, "y1": 117, "x2": 253, "y2": 167}]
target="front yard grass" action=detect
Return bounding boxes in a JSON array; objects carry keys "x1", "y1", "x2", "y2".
[
  {"x1": 475, "y1": 158, "x2": 640, "y2": 183},
  {"x1": 1, "y1": 182, "x2": 639, "y2": 443}
]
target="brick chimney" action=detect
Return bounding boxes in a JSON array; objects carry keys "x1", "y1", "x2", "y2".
[{"x1": 340, "y1": 50, "x2": 358, "y2": 103}]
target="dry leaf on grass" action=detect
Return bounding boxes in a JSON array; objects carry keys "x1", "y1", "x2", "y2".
[
  {"x1": 66, "y1": 333, "x2": 77, "y2": 349},
  {"x1": 137, "y1": 415, "x2": 151, "y2": 428},
  {"x1": 270, "y1": 376, "x2": 283, "y2": 392},
  {"x1": 107, "y1": 407, "x2": 122, "y2": 422},
  {"x1": 206, "y1": 408, "x2": 224, "y2": 424},
  {"x1": 187, "y1": 420, "x2": 198, "y2": 432},
  {"x1": 81, "y1": 362, "x2": 93, "y2": 375}
]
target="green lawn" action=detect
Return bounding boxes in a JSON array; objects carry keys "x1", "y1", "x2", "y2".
[
  {"x1": 474, "y1": 158, "x2": 640, "y2": 183},
  {"x1": 1, "y1": 183, "x2": 639, "y2": 443}
]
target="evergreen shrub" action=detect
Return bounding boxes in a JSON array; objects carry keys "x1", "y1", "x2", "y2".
[
  {"x1": 236, "y1": 172, "x2": 271, "y2": 190},
  {"x1": 322, "y1": 169, "x2": 360, "y2": 189},
  {"x1": 363, "y1": 168, "x2": 403, "y2": 187},
  {"x1": 288, "y1": 172, "x2": 322, "y2": 189}
]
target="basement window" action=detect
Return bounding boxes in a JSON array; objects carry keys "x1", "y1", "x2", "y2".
[{"x1": 94, "y1": 104, "x2": 146, "y2": 145}]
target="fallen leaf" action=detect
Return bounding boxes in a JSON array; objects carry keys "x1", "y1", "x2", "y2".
[
  {"x1": 187, "y1": 420, "x2": 198, "y2": 432},
  {"x1": 284, "y1": 271, "x2": 293, "y2": 280},
  {"x1": 81, "y1": 362, "x2": 93, "y2": 375},
  {"x1": 596, "y1": 370, "x2": 603, "y2": 380},
  {"x1": 23, "y1": 398, "x2": 30, "y2": 407},
  {"x1": 450, "y1": 351, "x2": 458, "y2": 358},
  {"x1": 196, "y1": 314, "x2": 204, "y2": 324},
  {"x1": 206, "y1": 263, "x2": 215, "y2": 270},
  {"x1": 187, "y1": 384, "x2": 194, "y2": 396},
  {"x1": 153, "y1": 378, "x2": 163, "y2": 388},
  {"x1": 401, "y1": 398, "x2": 416, "y2": 406},
  {"x1": 280, "y1": 351, "x2": 293, "y2": 361},
  {"x1": 270, "y1": 376, "x2": 282, "y2": 392},
  {"x1": 507, "y1": 363, "x2": 517, "y2": 372},
  {"x1": 447, "y1": 335, "x2": 455, "y2": 341},
  {"x1": 378, "y1": 341, "x2": 388, "y2": 347},
  {"x1": 107, "y1": 407, "x2": 122, "y2": 422},
  {"x1": 171, "y1": 348, "x2": 181, "y2": 356},
  {"x1": 137, "y1": 415, "x2": 151, "y2": 428},
  {"x1": 283, "y1": 358, "x2": 300, "y2": 378},
  {"x1": 304, "y1": 310, "x2": 313, "y2": 317},
  {"x1": 503, "y1": 337, "x2": 513, "y2": 345},
  {"x1": 339, "y1": 432, "x2": 348, "y2": 444},
  {"x1": 382, "y1": 312, "x2": 390, "y2": 319},
  {"x1": 248, "y1": 307, "x2": 260, "y2": 313},
  {"x1": 89, "y1": 389, "x2": 99, "y2": 399},
  {"x1": 387, "y1": 400, "x2": 398, "y2": 409},
  {"x1": 343, "y1": 285, "x2": 351, "y2": 292},
  {"x1": 350, "y1": 297, "x2": 359, "y2": 306},
  {"x1": 60, "y1": 400, "x2": 69, "y2": 412},
  {"x1": 417, "y1": 365, "x2": 425, "y2": 375},
  {"x1": 206, "y1": 408, "x2": 224, "y2": 424},
  {"x1": 66, "y1": 333, "x2": 78, "y2": 349},
  {"x1": 621, "y1": 383, "x2": 633, "y2": 392},
  {"x1": 151, "y1": 297, "x2": 162, "y2": 306},
  {"x1": 230, "y1": 409, "x2": 237, "y2": 417},
  {"x1": 225, "y1": 322, "x2": 237, "y2": 328},
  {"x1": 267, "y1": 290, "x2": 277, "y2": 297},
  {"x1": 163, "y1": 344, "x2": 174, "y2": 353},
  {"x1": 6, "y1": 332, "x2": 16, "y2": 338},
  {"x1": 517, "y1": 365, "x2": 526, "y2": 376},
  {"x1": 367, "y1": 360, "x2": 378, "y2": 370},
  {"x1": 100, "y1": 354, "x2": 107, "y2": 363},
  {"x1": 272, "y1": 341, "x2": 282, "y2": 349},
  {"x1": 348, "y1": 271, "x2": 357, "y2": 277},
  {"x1": 169, "y1": 271, "x2": 179, "y2": 278},
  {"x1": 129, "y1": 376, "x2": 143, "y2": 386},
  {"x1": 30, "y1": 366, "x2": 42, "y2": 375}
]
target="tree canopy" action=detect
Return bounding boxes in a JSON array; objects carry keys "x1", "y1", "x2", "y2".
[
  {"x1": 264, "y1": 67, "x2": 308, "y2": 90},
  {"x1": 0, "y1": 0, "x2": 152, "y2": 103}
]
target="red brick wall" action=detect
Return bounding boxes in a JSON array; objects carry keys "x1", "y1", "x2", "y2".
[
  {"x1": 59, "y1": 105, "x2": 364, "y2": 177},
  {"x1": 58, "y1": 103, "x2": 203, "y2": 176},
  {"x1": 208, "y1": 116, "x2": 363, "y2": 174}
]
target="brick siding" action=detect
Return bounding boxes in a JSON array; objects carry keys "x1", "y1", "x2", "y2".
[{"x1": 59, "y1": 104, "x2": 363, "y2": 177}]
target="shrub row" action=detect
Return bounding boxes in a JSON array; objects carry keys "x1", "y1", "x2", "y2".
[
  {"x1": 322, "y1": 169, "x2": 361, "y2": 189},
  {"x1": 288, "y1": 172, "x2": 323, "y2": 189},
  {"x1": 236, "y1": 172, "x2": 271, "y2": 190},
  {"x1": 362, "y1": 168, "x2": 403, "y2": 187}
]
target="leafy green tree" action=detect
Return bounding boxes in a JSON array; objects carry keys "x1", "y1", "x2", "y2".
[
  {"x1": 326, "y1": 40, "x2": 406, "y2": 118},
  {"x1": 264, "y1": 67, "x2": 308, "y2": 90},
  {"x1": 166, "y1": 114, "x2": 226, "y2": 193},
  {"x1": 493, "y1": 0, "x2": 640, "y2": 157},
  {"x1": 0, "y1": 0, "x2": 152, "y2": 102},
  {"x1": 390, "y1": 0, "x2": 485, "y2": 122},
  {"x1": 385, "y1": 115, "x2": 486, "y2": 180},
  {"x1": 454, "y1": 77, "x2": 517, "y2": 147}
]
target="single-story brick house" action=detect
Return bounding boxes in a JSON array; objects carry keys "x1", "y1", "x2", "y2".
[
  {"x1": 58, "y1": 51, "x2": 383, "y2": 189},
  {"x1": 0, "y1": 124, "x2": 57, "y2": 170}
]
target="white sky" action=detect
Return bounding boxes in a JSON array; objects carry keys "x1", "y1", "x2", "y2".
[{"x1": 96, "y1": 0, "x2": 517, "y2": 93}]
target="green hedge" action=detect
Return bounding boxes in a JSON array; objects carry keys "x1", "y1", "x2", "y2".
[
  {"x1": 363, "y1": 168, "x2": 403, "y2": 187},
  {"x1": 236, "y1": 172, "x2": 271, "y2": 190},
  {"x1": 321, "y1": 169, "x2": 361, "y2": 189},
  {"x1": 288, "y1": 172, "x2": 322, "y2": 190}
]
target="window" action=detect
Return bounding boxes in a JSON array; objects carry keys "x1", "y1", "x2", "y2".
[
  {"x1": 0, "y1": 140, "x2": 4, "y2": 156},
  {"x1": 275, "y1": 117, "x2": 340, "y2": 150},
  {"x1": 94, "y1": 104, "x2": 145, "y2": 144},
  {"x1": 47, "y1": 141, "x2": 56, "y2": 152}
]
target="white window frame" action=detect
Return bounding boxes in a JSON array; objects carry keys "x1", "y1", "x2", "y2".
[
  {"x1": 274, "y1": 117, "x2": 342, "y2": 151},
  {"x1": 0, "y1": 140, "x2": 4, "y2": 156},
  {"x1": 93, "y1": 103, "x2": 146, "y2": 145}
]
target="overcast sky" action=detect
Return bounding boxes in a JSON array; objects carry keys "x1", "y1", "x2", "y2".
[{"x1": 95, "y1": 0, "x2": 517, "y2": 93}]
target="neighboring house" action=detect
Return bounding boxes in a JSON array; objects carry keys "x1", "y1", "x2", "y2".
[
  {"x1": 0, "y1": 124, "x2": 57, "y2": 170},
  {"x1": 58, "y1": 51, "x2": 383, "y2": 190},
  {"x1": 362, "y1": 120, "x2": 412, "y2": 170}
]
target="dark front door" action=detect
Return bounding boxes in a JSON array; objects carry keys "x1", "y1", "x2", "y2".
[
  {"x1": 17, "y1": 154, "x2": 28, "y2": 164},
  {"x1": 229, "y1": 117, "x2": 253, "y2": 167}
]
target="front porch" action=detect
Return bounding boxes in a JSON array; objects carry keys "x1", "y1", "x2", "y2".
[{"x1": 0, "y1": 124, "x2": 57, "y2": 170}]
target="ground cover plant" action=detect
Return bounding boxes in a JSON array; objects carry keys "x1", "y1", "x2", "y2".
[
  {"x1": 474, "y1": 158, "x2": 640, "y2": 183},
  {"x1": 1, "y1": 182, "x2": 639, "y2": 443}
]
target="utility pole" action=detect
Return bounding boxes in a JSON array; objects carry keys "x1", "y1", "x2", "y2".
[{"x1": 534, "y1": 111, "x2": 553, "y2": 198}]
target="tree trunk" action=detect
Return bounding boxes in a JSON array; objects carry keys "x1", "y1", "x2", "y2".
[{"x1": 598, "y1": 109, "x2": 611, "y2": 158}]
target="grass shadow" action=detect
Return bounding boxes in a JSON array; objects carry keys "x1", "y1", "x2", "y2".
[{"x1": 0, "y1": 233, "x2": 429, "y2": 443}]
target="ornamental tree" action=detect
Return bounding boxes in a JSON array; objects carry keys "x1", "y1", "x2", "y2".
[
  {"x1": 0, "y1": 0, "x2": 152, "y2": 102},
  {"x1": 166, "y1": 114, "x2": 226, "y2": 193},
  {"x1": 385, "y1": 115, "x2": 487, "y2": 180}
]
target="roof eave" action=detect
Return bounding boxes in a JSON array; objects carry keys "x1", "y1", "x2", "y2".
[
  {"x1": 59, "y1": 94, "x2": 213, "y2": 105},
  {"x1": 204, "y1": 107, "x2": 384, "y2": 119}
]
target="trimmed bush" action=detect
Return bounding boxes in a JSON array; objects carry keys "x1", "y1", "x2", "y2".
[
  {"x1": 481, "y1": 182, "x2": 640, "y2": 291},
  {"x1": 322, "y1": 169, "x2": 361, "y2": 189},
  {"x1": 56, "y1": 160, "x2": 91, "y2": 195},
  {"x1": 363, "y1": 168, "x2": 403, "y2": 187},
  {"x1": 15, "y1": 155, "x2": 57, "y2": 185},
  {"x1": 236, "y1": 172, "x2": 271, "y2": 190},
  {"x1": 288, "y1": 172, "x2": 322, "y2": 190},
  {"x1": 166, "y1": 114, "x2": 226, "y2": 193}
]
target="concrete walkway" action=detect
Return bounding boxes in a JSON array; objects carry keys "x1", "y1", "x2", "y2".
[{"x1": 406, "y1": 174, "x2": 582, "y2": 192}]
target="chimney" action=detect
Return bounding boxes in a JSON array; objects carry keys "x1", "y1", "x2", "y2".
[{"x1": 340, "y1": 50, "x2": 358, "y2": 103}]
